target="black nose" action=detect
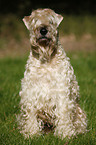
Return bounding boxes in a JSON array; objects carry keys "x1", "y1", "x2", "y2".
[{"x1": 40, "y1": 27, "x2": 48, "y2": 36}]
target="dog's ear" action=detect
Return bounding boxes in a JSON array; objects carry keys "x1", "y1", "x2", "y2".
[
  {"x1": 23, "y1": 16, "x2": 31, "y2": 30},
  {"x1": 55, "y1": 13, "x2": 63, "y2": 27}
]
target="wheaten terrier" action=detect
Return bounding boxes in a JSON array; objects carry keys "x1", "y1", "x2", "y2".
[{"x1": 17, "y1": 8, "x2": 87, "y2": 139}]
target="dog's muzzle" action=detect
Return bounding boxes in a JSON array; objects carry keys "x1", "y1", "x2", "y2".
[{"x1": 37, "y1": 27, "x2": 50, "y2": 46}]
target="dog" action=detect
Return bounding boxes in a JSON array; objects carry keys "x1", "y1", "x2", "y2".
[{"x1": 17, "y1": 8, "x2": 87, "y2": 139}]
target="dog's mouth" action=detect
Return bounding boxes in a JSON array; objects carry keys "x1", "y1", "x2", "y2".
[{"x1": 37, "y1": 36, "x2": 50, "y2": 46}]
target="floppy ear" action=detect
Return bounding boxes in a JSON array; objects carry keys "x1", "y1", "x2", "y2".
[
  {"x1": 22, "y1": 16, "x2": 31, "y2": 30},
  {"x1": 55, "y1": 13, "x2": 63, "y2": 27}
]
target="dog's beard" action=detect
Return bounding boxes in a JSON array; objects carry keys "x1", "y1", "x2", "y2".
[{"x1": 31, "y1": 38, "x2": 57, "y2": 63}]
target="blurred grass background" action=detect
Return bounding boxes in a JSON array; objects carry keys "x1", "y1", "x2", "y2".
[
  {"x1": 61, "y1": 15, "x2": 96, "y2": 36},
  {"x1": 0, "y1": 1, "x2": 96, "y2": 144}
]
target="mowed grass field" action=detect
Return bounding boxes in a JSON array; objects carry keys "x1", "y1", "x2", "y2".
[{"x1": 0, "y1": 51, "x2": 96, "y2": 145}]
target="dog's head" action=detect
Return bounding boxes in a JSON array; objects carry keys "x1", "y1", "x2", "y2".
[{"x1": 23, "y1": 9, "x2": 63, "y2": 62}]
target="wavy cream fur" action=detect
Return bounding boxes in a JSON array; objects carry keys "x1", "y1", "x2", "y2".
[{"x1": 17, "y1": 9, "x2": 87, "y2": 139}]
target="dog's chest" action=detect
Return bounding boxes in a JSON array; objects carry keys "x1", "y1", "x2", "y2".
[{"x1": 25, "y1": 59, "x2": 71, "y2": 95}]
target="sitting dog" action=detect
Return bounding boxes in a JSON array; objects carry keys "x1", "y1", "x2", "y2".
[{"x1": 17, "y1": 8, "x2": 87, "y2": 139}]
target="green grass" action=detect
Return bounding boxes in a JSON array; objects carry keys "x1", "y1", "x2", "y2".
[{"x1": 0, "y1": 51, "x2": 96, "y2": 145}]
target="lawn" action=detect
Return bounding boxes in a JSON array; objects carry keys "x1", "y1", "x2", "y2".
[{"x1": 0, "y1": 51, "x2": 96, "y2": 145}]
